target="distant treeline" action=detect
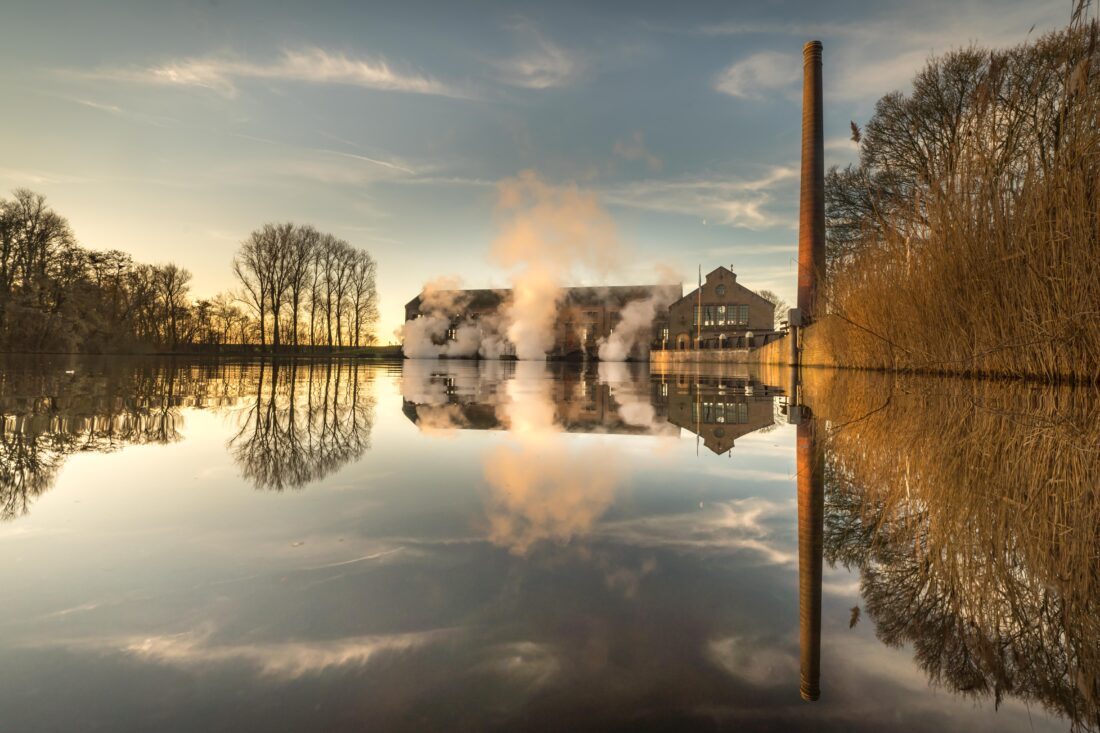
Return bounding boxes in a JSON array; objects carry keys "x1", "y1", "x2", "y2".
[
  {"x1": 823, "y1": 14, "x2": 1100, "y2": 380},
  {"x1": 0, "y1": 190, "x2": 378, "y2": 353}
]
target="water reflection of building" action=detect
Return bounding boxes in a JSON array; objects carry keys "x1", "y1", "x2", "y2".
[
  {"x1": 402, "y1": 363, "x2": 680, "y2": 437},
  {"x1": 658, "y1": 372, "x2": 783, "y2": 454},
  {"x1": 403, "y1": 362, "x2": 788, "y2": 451}
]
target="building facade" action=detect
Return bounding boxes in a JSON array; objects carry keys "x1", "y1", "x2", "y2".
[
  {"x1": 403, "y1": 267, "x2": 780, "y2": 358},
  {"x1": 665, "y1": 267, "x2": 778, "y2": 350},
  {"x1": 405, "y1": 284, "x2": 680, "y2": 359}
]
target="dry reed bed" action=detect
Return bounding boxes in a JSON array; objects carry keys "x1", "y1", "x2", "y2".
[{"x1": 824, "y1": 20, "x2": 1100, "y2": 382}]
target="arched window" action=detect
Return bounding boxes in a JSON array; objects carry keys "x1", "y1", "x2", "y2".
[{"x1": 715, "y1": 284, "x2": 726, "y2": 296}]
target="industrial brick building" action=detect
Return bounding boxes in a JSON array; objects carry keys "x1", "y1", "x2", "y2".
[
  {"x1": 664, "y1": 266, "x2": 779, "y2": 350},
  {"x1": 405, "y1": 284, "x2": 681, "y2": 359},
  {"x1": 403, "y1": 266, "x2": 780, "y2": 359}
]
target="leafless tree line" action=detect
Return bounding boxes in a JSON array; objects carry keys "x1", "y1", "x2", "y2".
[
  {"x1": 0, "y1": 190, "x2": 380, "y2": 353},
  {"x1": 0, "y1": 189, "x2": 205, "y2": 351},
  {"x1": 233, "y1": 223, "x2": 378, "y2": 351}
]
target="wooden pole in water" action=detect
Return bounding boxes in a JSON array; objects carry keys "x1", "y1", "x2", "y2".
[
  {"x1": 798, "y1": 41, "x2": 826, "y2": 321},
  {"x1": 797, "y1": 415, "x2": 824, "y2": 702}
]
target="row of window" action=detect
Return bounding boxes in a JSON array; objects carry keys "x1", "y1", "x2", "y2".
[
  {"x1": 693, "y1": 304, "x2": 749, "y2": 327},
  {"x1": 691, "y1": 401, "x2": 750, "y2": 424}
]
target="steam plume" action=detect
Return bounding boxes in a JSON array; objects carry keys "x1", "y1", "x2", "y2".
[
  {"x1": 491, "y1": 170, "x2": 622, "y2": 360},
  {"x1": 403, "y1": 172, "x2": 684, "y2": 361}
]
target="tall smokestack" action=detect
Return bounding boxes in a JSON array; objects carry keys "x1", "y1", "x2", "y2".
[
  {"x1": 797, "y1": 416, "x2": 824, "y2": 702},
  {"x1": 798, "y1": 41, "x2": 825, "y2": 319}
]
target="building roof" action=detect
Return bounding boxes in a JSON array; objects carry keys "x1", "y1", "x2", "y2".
[
  {"x1": 668, "y1": 266, "x2": 775, "y2": 310},
  {"x1": 407, "y1": 283, "x2": 682, "y2": 312}
]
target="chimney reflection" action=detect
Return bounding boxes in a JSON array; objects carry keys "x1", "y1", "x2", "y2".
[{"x1": 794, "y1": 399, "x2": 823, "y2": 701}]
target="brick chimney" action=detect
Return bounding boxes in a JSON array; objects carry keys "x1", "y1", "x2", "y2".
[{"x1": 798, "y1": 41, "x2": 825, "y2": 319}]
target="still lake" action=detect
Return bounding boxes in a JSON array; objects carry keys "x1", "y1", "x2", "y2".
[{"x1": 0, "y1": 357, "x2": 1096, "y2": 732}]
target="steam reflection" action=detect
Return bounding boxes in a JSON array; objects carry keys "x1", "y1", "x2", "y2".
[
  {"x1": 484, "y1": 362, "x2": 625, "y2": 555},
  {"x1": 400, "y1": 360, "x2": 788, "y2": 555},
  {"x1": 400, "y1": 360, "x2": 783, "y2": 443}
]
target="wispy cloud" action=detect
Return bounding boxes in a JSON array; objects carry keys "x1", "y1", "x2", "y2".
[
  {"x1": 713, "y1": 51, "x2": 801, "y2": 100},
  {"x1": 595, "y1": 496, "x2": 796, "y2": 565},
  {"x1": 703, "y1": 243, "x2": 796, "y2": 257},
  {"x1": 493, "y1": 22, "x2": 582, "y2": 89},
  {"x1": 702, "y1": 2, "x2": 1067, "y2": 104},
  {"x1": 84, "y1": 47, "x2": 470, "y2": 99},
  {"x1": 71, "y1": 98, "x2": 123, "y2": 113},
  {"x1": 54, "y1": 628, "x2": 451, "y2": 680},
  {"x1": 229, "y1": 132, "x2": 418, "y2": 184},
  {"x1": 601, "y1": 166, "x2": 797, "y2": 229},
  {"x1": 613, "y1": 131, "x2": 662, "y2": 171},
  {"x1": 0, "y1": 167, "x2": 93, "y2": 186}
]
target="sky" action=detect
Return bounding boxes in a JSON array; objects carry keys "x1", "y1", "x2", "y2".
[{"x1": 0, "y1": 0, "x2": 1073, "y2": 340}]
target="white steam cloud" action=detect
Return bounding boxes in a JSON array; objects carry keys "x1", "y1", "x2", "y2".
[
  {"x1": 401, "y1": 170, "x2": 678, "y2": 361},
  {"x1": 598, "y1": 295, "x2": 663, "y2": 361}
]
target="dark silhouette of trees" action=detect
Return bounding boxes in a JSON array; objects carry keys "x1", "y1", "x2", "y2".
[
  {"x1": 0, "y1": 190, "x2": 380, "y2": 353},
  {"x1": 232, "y1": 223, "x2": 378, "y2": 351},
  {"x1": 0, "y1": 191, "x2": 199, "y2": 352},
  {"x1": 154, "y1": 263, "x2": 192, "y2": 349},
  {"x1": 0, "y1": 360, "x2": 197, "y2": 519}
]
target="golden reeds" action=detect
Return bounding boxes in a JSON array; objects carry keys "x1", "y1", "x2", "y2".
[{"x1": 824, "y1": 19, "x2": 1100, "y2": 382}]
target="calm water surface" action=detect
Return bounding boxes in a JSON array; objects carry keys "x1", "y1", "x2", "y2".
[{"x1": 0, "y1": 357, "x2": 1096, "y2": 732}]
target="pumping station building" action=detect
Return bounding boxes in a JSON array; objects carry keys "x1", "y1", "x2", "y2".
[{"x1": 403, "y1": 266, "x2": 780, "y2": 359}]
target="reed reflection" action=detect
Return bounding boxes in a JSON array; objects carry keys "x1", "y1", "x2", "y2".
[{"x1": 805, "y1": 372, "x2": 1100, "y2": 729}]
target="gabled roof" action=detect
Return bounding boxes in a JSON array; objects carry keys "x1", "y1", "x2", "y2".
[{"x1": 668, "y1": 266, "x2": 775, "y2": 309}]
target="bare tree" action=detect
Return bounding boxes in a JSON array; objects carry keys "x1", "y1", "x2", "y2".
[
  {"x1": 153, "y1": 263, "x2": 191, "y2": 348},
  {"x1": 329, "y1": 240, "x2": 354, "y2": 347},
  {"x1": 285, "y1": 224, "x2": 318, "y2": 348},
  {"x1": 349, "y1": 250, "x2": 378, "y2": 347},
  {"x1": 233, "y1": 231, "x2": 271, "y2": 349},
  {"x1": 757, "y1": 289, "x2": 788, "y2": 329}
]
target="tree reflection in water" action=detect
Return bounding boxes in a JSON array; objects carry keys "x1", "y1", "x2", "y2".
[
  {"x1": 227, "y1": 360, "x2": 376, "y2": 491},
  {"x1": 0, "y1": 361, "x2": 202, "y2": 519},
  {"x1": 807, "y1": 372, "x2": 1100, "y2": 730},
  {"x1": 0, "y1": 359, "x2": 378, "y2": 515}
]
